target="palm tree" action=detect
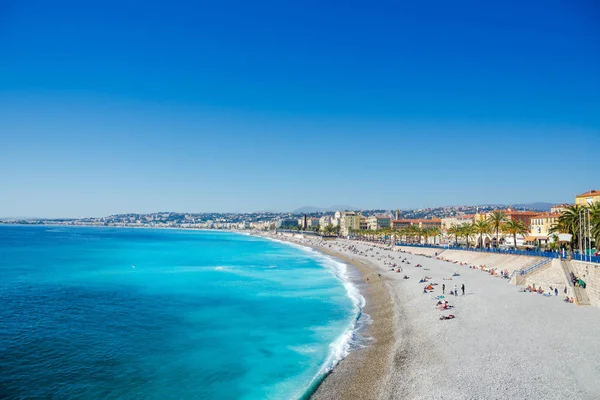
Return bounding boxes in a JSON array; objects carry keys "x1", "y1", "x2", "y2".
[
  {"x1": 459, "y1": 223, "x2": 475, "y2": 248},
  {"x1": 487, "y1": 211, "x2": 508, "y2": 248},
  {"x1": 447, "y1": 225, "x2": 460, "y2": 246},
  {"x1": 551, "y1": 204, "x2": 583, "y2": 255},
  {"x1": 502, "y1": 219, "x2": 528, "y2": 249},
  {"x1": 473, "y1": 219, "x2": 491, "y2": 248},
  {"x1": 428, "y1": 226, "x2": 441, "y2": 245},
  {"x1": 589, "y1": 202, "x2": 600, "y2": 249}
]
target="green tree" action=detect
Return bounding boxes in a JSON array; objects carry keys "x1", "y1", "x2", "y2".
[
  {"x1": 589, "y1": 203, "x2": 600, "y2": 249},
  {"x1": 459, "y1": 223, "x2": 475, "y2": 248},
  {"x1": 487, "y1": 211, "x2": 508, "y2": 247},
  {"x1": 427, "y1": 226, "x2": 441, "y2": 245},
  {"x1": 551, "y1": 204, "x2": 583, "y2": 254},
  {"x1": 447, "y1": 225, "x2": 460, "y2": 246},
  {"x1": 502, "y1": 219, "x2": 528, "y2": 249},
  {"x1": 473, "y1": 219, "x2": 491, "y2": 248}
]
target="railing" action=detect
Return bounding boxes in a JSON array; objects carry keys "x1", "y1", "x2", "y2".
[
  {"x1": 571, "y1": 253, "x2": 600, "y2": 264},
  {"x1": 519, "y1": 258, "x2": 552, "y2": 275},
  {"x1": 395, "y1": 242, "x2": 561, "y2": 259}
]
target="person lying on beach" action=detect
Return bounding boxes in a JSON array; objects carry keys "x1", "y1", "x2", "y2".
[
  {"x1": 403, "y1": 275, "x2": 409, "y2": 279},
  {"x1": 440, "y1": 314, "x2": 455, "y2": 320},
  {"x1": 452, "y1": 273, "x2": 460, "y2": 276}
]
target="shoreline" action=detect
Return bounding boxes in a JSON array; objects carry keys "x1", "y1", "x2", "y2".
[
  {"x1": 261, "y1": 233, "x2": 396, "y2": 400},
  {"x1": 309, "y1": 246, "x2": 395, "y2": 400},
  {"x1": 269, "y1": 233, "x2": 600, "y2": 400}
]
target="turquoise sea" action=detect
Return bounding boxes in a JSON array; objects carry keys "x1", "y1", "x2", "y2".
[{"x1": 0, "y1": 226, "x2": 363, "y2": 399}]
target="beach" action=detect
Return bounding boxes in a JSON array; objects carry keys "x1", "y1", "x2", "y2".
[{"x1": 267, "y1": 233, "x2": 600, "y2": 400}]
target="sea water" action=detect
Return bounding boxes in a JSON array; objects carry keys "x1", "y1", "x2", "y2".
[{"x1": 0, "y1": 226, "x2": 363, "y2": 399}]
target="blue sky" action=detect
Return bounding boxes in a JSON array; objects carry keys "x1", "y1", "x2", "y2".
[{"x1": 1, "y1": 0, "x2": 598, "y2": 217}]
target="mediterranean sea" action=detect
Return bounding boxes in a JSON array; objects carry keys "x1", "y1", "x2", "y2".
[{"x1": 0, "y1": 226, "x2": 362, "y2": 399}]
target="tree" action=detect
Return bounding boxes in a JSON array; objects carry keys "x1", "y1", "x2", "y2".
[
  {"x1": 473, "y1": 220, "x2": 491, "y2": 248},
  {"x1": 487, "y1": 211, "x2": 508, "y2": 247},
  {"x1": 589, "y1": 203, "x2": 600, "y2": 249},
  {"x1": 502, "y1": 219, "x2": 528, "y2": 249},
  {"x1": 428, "y1": 226, "x2": 441, "y2": 245},
  {"x1": 551, "y1": 204, "x2": 583, "y2": 255},
  {"x1": 459, "y1": 223, "x2": 475, "y2": 248},
  {"x1": 447, "y1": 225, "x2": 460, "y2": 246}
]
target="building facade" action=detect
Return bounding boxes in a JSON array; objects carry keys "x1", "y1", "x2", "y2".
[
  {"x1": 576, "y1": 190, "x2": 600, "y2": 206},
  {"x1": 339, "y1": 212, "x2": 361, "y2": 236},
  {"x1": 527, "y1": 212, "x2": 560, "y2": 245},
  {"x1": 367, "y1": 216, "x2": 391, "y2": 230}
]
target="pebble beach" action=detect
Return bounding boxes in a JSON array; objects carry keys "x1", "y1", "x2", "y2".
[{"x1": 267, "y1": 233, "x2": 600, "y2": 400}]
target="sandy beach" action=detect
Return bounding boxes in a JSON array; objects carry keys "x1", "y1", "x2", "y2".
[{"x1": 266, "y1": 233, "x2": 600, "y2": 400}]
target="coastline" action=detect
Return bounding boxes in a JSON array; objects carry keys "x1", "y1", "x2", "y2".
[
  {"x1": 262, "y1": 233, "x2": 396, "y2": 400},
  {"x1": 268, "y1": 233, "x2": 600, "y2": 400},
  {"x1": 309, "y1": 247, "x2": 395, "y2": 400}
]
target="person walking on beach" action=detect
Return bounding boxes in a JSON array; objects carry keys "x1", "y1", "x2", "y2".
[
  {"x1": 555, "y1": 287, "x2": 558, "y2": 296},
  {"x1": 453, "y1": 284, "x2": 457, "y2": 297},
  {"x1": 442, "y1": 284, "x2": 445, "y2": 294},
  {"x1": 461, "y1": 284, "x2": 465, "y2": 295}
]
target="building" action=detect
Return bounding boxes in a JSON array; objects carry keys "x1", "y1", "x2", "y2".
[
  {"x1": 477, "y1": 207, "x2": 538, "y2": 227},
  {"x1": 526, "y1": 212, "x2": 560, "y2": 245},
  {"x1": 339, "y1": 212, "x2": 361, "y2": 236},
  {"x1": 390, "y1": 218, "x2": 441, "y2": 230},
  {"x1": 419, "y1": 218, "x2": 442, "y2": 229},
  {"x1": 360, "y1": 216, "x2": 368, "y2": 231},
  {"x1": 319, "y1": 215, "x2": 332, "y2": 228},
  {"x1": 278, "y1": 218, "x2": 299, "y2": 229},
  {"x1": 391, "y1": 219, "x2": 414, "y2": 230},
  {"x1": 367, "y1": 215, "x2": 391, "y2": 230},
  {"x1": 441, "y1": 215, "x2": 474, "y2": 230},
  {"x1": 576, "y1": 190, "x2": 600, "y2": 206},
  {"x1": 504, "y1": 207, "x2": 539, "y2": 227},
  {"x1": 306, "y1": 218, "x2": 320, "y2": 229},
  {"x1": 550, "y1": 204, "x2": 570, "y2": 214}
]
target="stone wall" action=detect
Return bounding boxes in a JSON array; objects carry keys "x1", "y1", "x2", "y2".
[
  {"x1": 570, "y1": 261, "x2": 600, "y2": 307},
  {"x1": 522, "y1": 259, "x2": 570, "y2": 295},
  {"x1": 395, "y1": 246, "x2": 544, "y2": 275}
]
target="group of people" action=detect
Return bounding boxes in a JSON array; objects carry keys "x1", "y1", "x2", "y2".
[{"x1": 570, "y1": 272, "x2": 586, "y2": 289}]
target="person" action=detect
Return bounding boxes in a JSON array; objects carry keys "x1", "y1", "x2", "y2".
[
  {"x1": 453, "y1": 284, "x2": 458, "y2": 297},
  {"x1": 461, "y1": 284, "x2": 465, "y2": 295},
  {"x1": 554, "y1": 287, "x2": 558, "y2": 296},
  {"x1": 442, "y1": 284, "x2": 445, "y2": 294},
  {"x1": 564, "y1": 286, "x2": 567, "y2": 294}
]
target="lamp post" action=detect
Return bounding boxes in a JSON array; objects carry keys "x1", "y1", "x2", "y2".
[{"x1": 579, "y1": 207, "x2": 592, "y2": 262}]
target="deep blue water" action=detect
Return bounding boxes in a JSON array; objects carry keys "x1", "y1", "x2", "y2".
[{"x1": 0, "y1": 226, "x2": 362, "y2": 399}]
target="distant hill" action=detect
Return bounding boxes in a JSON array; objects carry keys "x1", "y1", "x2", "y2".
[
  {"x1": 511, "y1": 202, "x2": 556, "y2": 211},
  {"x1": 292, "y1": 205, "x2": 356, "y2": 213}
]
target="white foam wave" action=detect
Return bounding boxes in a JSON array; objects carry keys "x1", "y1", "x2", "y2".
[{"x1": 258, "y1": 235, "x2": 367, "y2": 398}]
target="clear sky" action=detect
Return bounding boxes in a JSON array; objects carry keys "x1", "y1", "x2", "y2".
[{"x1": 1, "y1": 0, "x2": 598, "y2": 217}]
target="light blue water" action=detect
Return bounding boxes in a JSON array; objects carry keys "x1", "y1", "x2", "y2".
[{"x1": 0, "y1": 226, "x2": 363, "y2": 399}]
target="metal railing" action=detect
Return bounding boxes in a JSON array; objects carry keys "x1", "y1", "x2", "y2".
[
  {"x1": 518, "y1": 258, "x2": 553, "y2": 276},
  {"x1": 395, "y1": 242, "x2": 562, "y2": 259}
]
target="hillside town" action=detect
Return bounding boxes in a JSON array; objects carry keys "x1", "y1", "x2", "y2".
[
  {"x1": 3, "y1": 190, "x2": 599, "y2": 259},
  {"x1": 280, "y1": 190, "x2": 600, "y2": 261}
]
